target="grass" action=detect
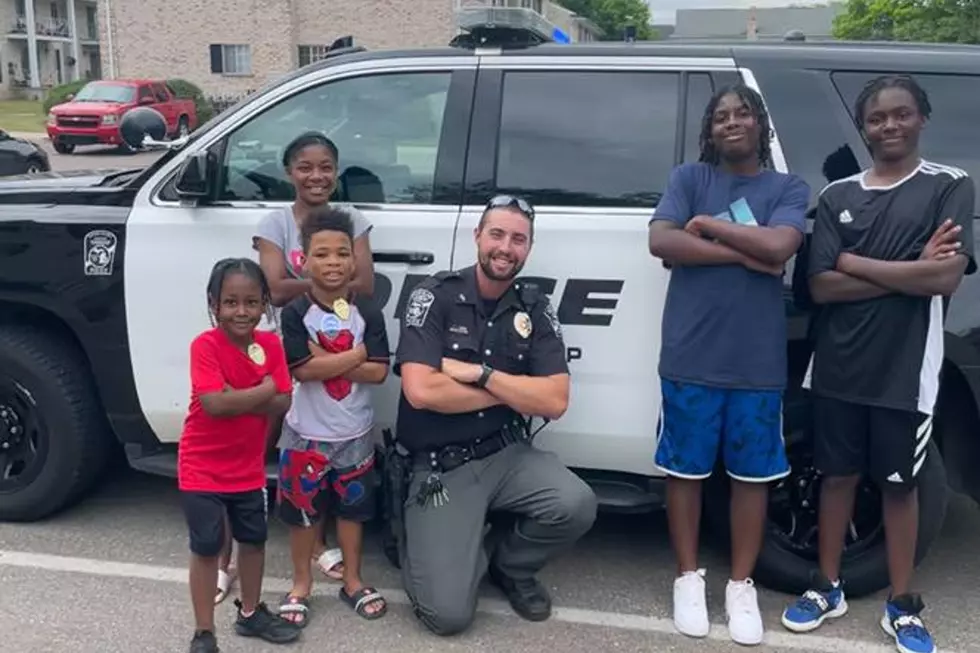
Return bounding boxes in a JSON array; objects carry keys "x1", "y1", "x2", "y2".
[{"x1": 0, "y1": 100, "x2": 46, "y2": 134}]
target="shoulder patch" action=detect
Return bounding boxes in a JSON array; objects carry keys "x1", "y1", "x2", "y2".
[
  {"x1": 405, "y1": 287, "x2": 436, "y2": 328},
  {"x1": 542, "y1": 300, "x2": 563, "y2": 340}
]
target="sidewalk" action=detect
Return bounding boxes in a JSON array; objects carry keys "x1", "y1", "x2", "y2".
[{"x1": 8, "y1": 131, "x2": 48, "y2": 141}]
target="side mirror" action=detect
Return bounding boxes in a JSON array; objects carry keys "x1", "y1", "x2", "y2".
[
  {"x1": 139, "y1": 95, "x2": 155, "y2": 105},
  {"x1": 66, "y1": 93, "x2": 74, "y2": 101},
  {"x1": 174, "y1": 151, "x2": 212, "y2": 198},
  {"x1": 119, "y1": 106, "x2": 167, "y2": 150}
]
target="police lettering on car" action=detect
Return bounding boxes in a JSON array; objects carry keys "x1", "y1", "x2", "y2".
[{"x1": 389, "y1": 195, "x2": 597, "y2": 636}]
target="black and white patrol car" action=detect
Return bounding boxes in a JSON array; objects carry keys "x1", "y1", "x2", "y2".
[{"x1": 1, "y1": 23, "x2": 979, "y2": 599}]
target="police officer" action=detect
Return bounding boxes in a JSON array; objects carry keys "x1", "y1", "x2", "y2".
[{"x1": 392, "y1": 195, "x2": 597, "y2": 636}]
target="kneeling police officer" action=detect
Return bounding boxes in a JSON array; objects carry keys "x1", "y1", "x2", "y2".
[{"x1": 390, "y1": 195, "x2": 597, "y2": 636}]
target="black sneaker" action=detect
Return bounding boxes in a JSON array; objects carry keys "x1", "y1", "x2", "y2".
[
  {"x1": 189, "y1": 630, "x2": 219, "y2": 653},
  {"x1": 234, "y1": 600, "x2": 302, "y2": 644},
  {"x1": 487, "y1": 565, "x2": 552, "y2": 622}
]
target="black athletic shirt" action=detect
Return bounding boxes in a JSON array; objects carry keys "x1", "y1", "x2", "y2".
[{"x1": 804, "y1": 160, "x2": 976, "y2": 415}]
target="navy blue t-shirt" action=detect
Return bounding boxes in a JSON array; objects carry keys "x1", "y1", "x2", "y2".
[{"x1": 651, "y1": 162, "x2": 809, "y2": 390}]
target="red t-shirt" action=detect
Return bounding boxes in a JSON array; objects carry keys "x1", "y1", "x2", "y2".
[{"x1": 177, "y1": 328, "x2": 292, "y2": 493}]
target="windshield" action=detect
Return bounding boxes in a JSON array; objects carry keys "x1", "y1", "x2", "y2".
[{"x1": 73, "y1": 83, "x2": 136, "y2": 103}]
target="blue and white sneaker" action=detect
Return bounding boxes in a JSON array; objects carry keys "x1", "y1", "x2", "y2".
[
  {"x1": 781, "y1": 579, "x2": 848, "y2": 633},
  {"x1": 880, "y1": 594, "x2": 936, "y2": 653}
]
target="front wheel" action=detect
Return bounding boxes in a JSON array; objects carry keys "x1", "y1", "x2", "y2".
[
  {"x1": 0, "y1": 325, "x2": 115, "y2": 521},
  {"x1": 52, "y1": 140, "x2": 74, "y2": 154},
  {"x1": 703, "y1": 394, "x2": 948, "y2": 598}
]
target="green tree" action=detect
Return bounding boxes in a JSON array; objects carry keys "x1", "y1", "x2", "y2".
[
  {"x1": 560, "y1": 0, "x2": 658, "y2": 41},
  {"x1": 833, "y1": 0, "x2": 980, "y2": 44}
]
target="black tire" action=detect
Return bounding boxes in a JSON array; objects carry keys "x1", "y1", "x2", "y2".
[
  {"x1": 52, "y1": 140, "x2": 74, "y2": 154},
  {"x1": 0, "y1": 325, "x2": 114, "y2": 521},
  {"x1": 23, "y1": 156, "x2": 47, "y2": 174},
  {"x1": 703, "y1": 393, "x2": 948, "y2": 598}
]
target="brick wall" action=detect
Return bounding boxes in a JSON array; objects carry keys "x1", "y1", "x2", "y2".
[{"x1": 98, "y1": 0, "x2": 456, "y2": 96}]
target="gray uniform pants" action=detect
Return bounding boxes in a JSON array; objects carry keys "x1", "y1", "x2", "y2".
[{"x1": 400, "y1": 441, "x2": 597, "y2": 635}]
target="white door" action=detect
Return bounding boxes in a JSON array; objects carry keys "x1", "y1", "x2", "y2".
[
  {"x1": 125, "y1": 58, "x2": 477, "y2": 444},
  {"x1": 452, "y1": 60, "x2": 734, "y2": 476}
]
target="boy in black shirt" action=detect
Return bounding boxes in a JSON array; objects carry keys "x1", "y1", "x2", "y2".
[{"x1": 781, "y1": 75, "x2": 975, "y2": 653}]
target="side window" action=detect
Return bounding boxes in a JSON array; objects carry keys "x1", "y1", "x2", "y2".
[
  {"x1": 748, "y1": 67, "x2": 862, "y2": 203},
  {"x1": 684, "y1": 73, "x2": 714, "y2": 163},
  {"x1": 832, "y1": 72, "x2": 980, "y2": 210},
  {"x1": 138, "y1": 85, "x2": 154, "y2": 103},
  {"x1": 217, "y1": 72, "x2": 452, "y2": 204},
  {"x1": 493, "y1": 71, "x2": 679, "y2": 208},
  {"x1": 151, "y1": 83, "x2": 169, "y2": 102}
]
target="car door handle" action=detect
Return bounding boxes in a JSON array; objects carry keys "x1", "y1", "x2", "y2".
[{"x1": 372, "y1": 250, "x2": 434, "y2": 265}]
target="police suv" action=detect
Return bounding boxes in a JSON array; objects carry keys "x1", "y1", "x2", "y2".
[{"x1": 1, "y1": 22, "x2": 979, "y2": 600}]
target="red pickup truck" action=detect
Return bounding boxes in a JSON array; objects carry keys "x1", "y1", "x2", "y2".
[{"x1": 46, "y1": 79, "x2": 198, "y2": 154}]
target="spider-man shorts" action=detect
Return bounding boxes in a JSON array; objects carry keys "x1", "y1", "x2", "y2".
[{"x1": 276, "y1": 431, "x2": 377, "y2": 527}]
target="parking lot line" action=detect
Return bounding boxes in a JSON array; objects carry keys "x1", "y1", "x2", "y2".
[{"x1": 0, "y1": 548, "x2": 945, "y2": 653}]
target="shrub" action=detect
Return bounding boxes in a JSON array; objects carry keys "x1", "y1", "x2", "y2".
[
  {"x1": 42, "y1": 80, "x2": 89, "y2": 114},
  {"x1": 167, "y1": 78, "x2": 215, "y2": 124}
]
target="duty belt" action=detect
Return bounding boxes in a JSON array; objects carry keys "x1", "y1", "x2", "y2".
[{"x1": 417, "y1": 419, "x2": 528, "y2": 474}]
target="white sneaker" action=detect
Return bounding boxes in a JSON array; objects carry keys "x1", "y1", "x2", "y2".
[
  {"x1": 726, "y1": 578, "x2": 765, "y2": 645},
  {"x1": 673, "y1": 568, "x2": 710, "y2": 638}
]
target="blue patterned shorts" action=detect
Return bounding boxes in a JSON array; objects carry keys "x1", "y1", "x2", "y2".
[{"x1": 654, "y1": 378, "x2": 789, "y2": 482}]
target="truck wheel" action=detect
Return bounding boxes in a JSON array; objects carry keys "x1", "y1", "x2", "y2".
[
  {"x1": 53, "y1": 141, "x2": 74, "y2": 155},
  {"x1": 176, "y1": 116, "x2": 190, "y2": 139},
  {"x1": 0, "y1": 325, "x2": 114, "y2": 521},
  {"x1": 703, "y1": 393, "x2": 948, "y2": 598}
]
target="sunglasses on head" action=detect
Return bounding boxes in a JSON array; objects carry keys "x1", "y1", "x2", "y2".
[{"x1": 485, "y1": 194, "x2": 535, "y2": 220}]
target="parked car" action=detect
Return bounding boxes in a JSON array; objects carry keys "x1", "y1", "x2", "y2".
[
  {"x1": 1, "y1": 29, "x2": 979, "y2": 600},
  {"x1": 0, "y1": 129, "x2": 50, "y2": 176},
  {"x1": 46, "y1": 79, "x2": 197, "y2": 154}
]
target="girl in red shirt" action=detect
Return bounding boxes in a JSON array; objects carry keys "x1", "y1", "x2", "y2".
[{"x1": 178, "y1": 258, "x2": 301, "y2": 653}]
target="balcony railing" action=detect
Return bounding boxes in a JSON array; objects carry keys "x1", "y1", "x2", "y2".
[{"x1": 9, "y1": 15, "x2": 72, "y2": 38}]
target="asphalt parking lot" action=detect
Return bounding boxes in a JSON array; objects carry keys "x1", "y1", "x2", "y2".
[
  {"x1": 2, "y1": 466, "x2": 979, "y2": 653},
  {"x1": 31, "y1": 135, "x2": 162, "y2": 173}
]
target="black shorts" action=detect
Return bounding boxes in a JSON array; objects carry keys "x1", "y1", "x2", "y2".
[
  {"x1": 813, "y1": 395, "x2": 932, "y2": 492},
  {"x1": 181, "y1": 488, "x2": 268, "y2": 557}
]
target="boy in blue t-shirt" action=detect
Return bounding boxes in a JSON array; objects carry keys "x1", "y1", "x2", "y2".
[{"x1": 648, "y1": 84, "x2": 809, "y2": 646}]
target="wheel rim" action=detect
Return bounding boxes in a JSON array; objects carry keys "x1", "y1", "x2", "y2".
[
  {"x1": 0, "y1": 378, "x2": 48, "y2": 492},
  {"x1": 180, "y1": 123, "x2": 189, "y2": 137},
  {"x1": 26, "y1": 165, "x2": 40, "y2": 174},
  {"x1": 767, "y1": 417, "x2": 884, "y2": 561}
]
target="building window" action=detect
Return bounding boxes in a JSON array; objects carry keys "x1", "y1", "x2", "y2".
[
  {"x1": 297, "y1": 45, "x2": 331, "y2": 68},
  {"x1": 209, "y1": 44, "x2": 251, "y2": 75}
]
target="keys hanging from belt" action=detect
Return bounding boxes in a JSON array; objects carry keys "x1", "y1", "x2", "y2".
[{"x1": 415, "y1": 453, "x2": 450, "y2": 509}]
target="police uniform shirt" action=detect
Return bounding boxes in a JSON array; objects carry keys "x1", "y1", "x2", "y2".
[
  {"x1": 394, "y1": 265, "x2": 569, "y2": 452},
  {"x1": 806, "y1": 160, "x2": 977, "y2": 415}
]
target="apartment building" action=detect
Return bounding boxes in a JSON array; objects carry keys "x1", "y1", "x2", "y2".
[
  {"x1": 97, "y1": 0, "x2": 601, "y2": 97},
  {"x1": 1, "y1": 0, "x2": 102, "y2": 99}
]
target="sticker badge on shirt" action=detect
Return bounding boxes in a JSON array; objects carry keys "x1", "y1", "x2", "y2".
[
  {"x1": 729, "y1": 197, "x2": 758, "y2": 226},
  {"x1": 247, "y1": 343, "x2": 266, "y2": 366},
  {"x1": 320, "y1": 313, "x2": 342, "y2": 339}
]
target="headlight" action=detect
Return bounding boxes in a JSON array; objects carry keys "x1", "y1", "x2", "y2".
[
  {"x1": 102, "y1": 114, "x2": 118, "y2": 125},
  {"x1": 46, "y1": 113, "x2": 56, "y2": 125}
]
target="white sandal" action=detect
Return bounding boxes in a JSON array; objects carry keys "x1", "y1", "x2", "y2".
[
  {"x1": 215, "y1": 568, "x2": 236, "y2": 605},
  {"x1": 313, "y1": 548, "x2": 344, "y2": 581}
]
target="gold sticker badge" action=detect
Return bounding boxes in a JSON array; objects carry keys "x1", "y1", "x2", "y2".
[
  {"x1": 333, "y1": 297, "x2": 350, "y2": 320},
  {"x1": 513, "y1": 311, "x2": 533, "y2": 339},
  {"x1": 247, "y1": 343, "x2": 266, "y2": 366}
]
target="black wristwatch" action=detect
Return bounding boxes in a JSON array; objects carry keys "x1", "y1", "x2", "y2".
[{"x1": 476, "y1": 363, "x2": 494, "y2": 388}]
